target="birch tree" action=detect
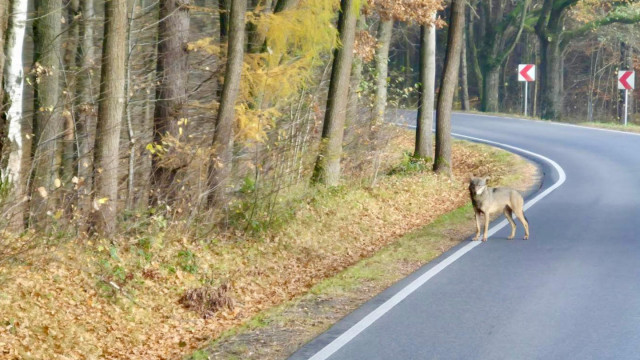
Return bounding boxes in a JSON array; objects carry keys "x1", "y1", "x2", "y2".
[
  {"x1": 0, "y1": 0, "x2": 7, "y2": 105},
  {"x1": 1, "y1": 0, "x2": 29, "y2": 230}
]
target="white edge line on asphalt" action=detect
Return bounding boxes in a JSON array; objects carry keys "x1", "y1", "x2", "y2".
[
  {"x1": 452, "y1": 111, "x2": 640, "y2": 138},
  {"x1": 307, "y1": 130, "x2": 567, "y2": 360}
]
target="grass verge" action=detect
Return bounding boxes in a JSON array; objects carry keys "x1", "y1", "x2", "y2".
[
  {"x1": 455, "y1": 110, "x2": 640, "y2": 134},
  {"x1": 577, "y1": 121, "x2": 640, "y2": 133}
]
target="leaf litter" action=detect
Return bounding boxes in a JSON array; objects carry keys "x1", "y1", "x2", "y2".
[{"x1": 0, "y1": 130, "x2": 534, "y2": 359}]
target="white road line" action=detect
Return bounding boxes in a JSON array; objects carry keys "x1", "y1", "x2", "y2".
[
  {"x1": 452, "y1": 111, "x2": 640, "y2": 138},
  {"x1": 307, "y1": 132, "x2": 567, "y2": 360}
]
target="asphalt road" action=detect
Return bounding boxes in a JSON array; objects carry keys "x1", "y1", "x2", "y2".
[{"x1": 289, "y1": 112, "x2": 640, "y2": 360}]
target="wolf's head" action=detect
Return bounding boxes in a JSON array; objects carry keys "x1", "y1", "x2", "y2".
[{"x1": 469, "y1": 176, "x2": 489, "y2": 196}]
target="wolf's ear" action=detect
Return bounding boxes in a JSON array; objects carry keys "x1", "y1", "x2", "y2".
[{"x1": 483, "y1": 176, "x2": 490, "y2": 182}]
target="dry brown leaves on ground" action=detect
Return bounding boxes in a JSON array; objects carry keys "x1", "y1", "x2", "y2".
[{"x1": 0, "y1": 131, "x2": 525, "y2": 359}]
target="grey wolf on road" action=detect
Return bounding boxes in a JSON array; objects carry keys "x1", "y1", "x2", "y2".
[{"x1": 469, "y1": 176, "x2": 529, "y2": 242}]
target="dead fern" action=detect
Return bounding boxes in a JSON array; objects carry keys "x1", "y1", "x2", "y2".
[{"x1": 179, "y1": 283, "x2": 234, "y2": 319}]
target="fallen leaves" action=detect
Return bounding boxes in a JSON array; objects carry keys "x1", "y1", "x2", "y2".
[{"x1": 0, "y1": 131, "x2": 526, "y2": 359}]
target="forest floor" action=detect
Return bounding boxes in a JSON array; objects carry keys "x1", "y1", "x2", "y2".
[{"x1": 0, "y1": 129, "x2": 536, "y2": 360}]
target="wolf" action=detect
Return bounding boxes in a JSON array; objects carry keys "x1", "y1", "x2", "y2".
[{"x1": 469, "y1": 176, "x2": 529, "y2": 242}]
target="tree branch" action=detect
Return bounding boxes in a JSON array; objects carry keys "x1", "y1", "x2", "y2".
[
  {"x1": 562, "y1": 7, "x2": 640, "y2": 46},
  {"x1": 494, "y1": 0, "x2": 531, "y2": 67}
]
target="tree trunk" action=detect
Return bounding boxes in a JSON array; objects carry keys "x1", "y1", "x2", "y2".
[
  {"x1": 62, "y1": 0, "x2": 80, "y2": 184},
  {"x1": 75, "y1": 0, "x2": 96, "y2": 232},
  {"x1": 481, "y1": 67, "x2": 500, "y2": 112},
  {"x1": 0, "y1": 0, "x2": 7, "y2": 109},
  {"x1": 31, "y1": 0, "x2": 64, "y2": 224},
  {"x1": 539, "y1": 38, "x2": 563, "y2": 120},
  {"x1": 207, "y1": 0, "x2": 247, "y2": 207},
  {"x1": 460, "y1": 25, "x2": 470, "y2": 111},
  {"x1": 433, "y1": 0, "x2": 464, "y2": 175},
  {"x1": 467, "y1": 10, "x2": 483, "y2": 101},
  {"x1": 219, "y1": 0, "x2": 230, "y2": 41},
  {"x1": 247, "y1": 0, "x2": 273, "y2": 53},
  {"x1": 373, "y1": 19, "x2": 393, "y2": 125},
  {"x1": 311, "y1": 0, "x2": 358, "y2": 186},
  {"x1": 414, "y1": 18, "x2": 436, "y2": 160},
  {"x1": 1, "y1": 0, "x2": 29, "y2": 231},
  {"x1": 93, "y1": 0, "x2": 128, "y2": 235},
  {"x1": 346, "y1": 14, "x2": 366, "y2": 134},
  {"x1": 475, "y1": 0, "x2": 530, "y2": 113},
  {"x1": 273, "y1": 0, "x2": 298, "y2": 12},
  {"x1": 152, "y1": 0, "x2": 191, "y2": 204},
  {"x1": 0, "y1": 0, "x2": 7, "y2": 163}
]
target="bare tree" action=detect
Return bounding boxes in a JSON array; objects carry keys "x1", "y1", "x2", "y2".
[
  {"x1": 31, "y1": 0, "x2": 64, "y2": 223},
  {"x1": 1, "y1": 0, "x2": 29, "y2": 230},
  {"x1": 460, "y1": 25, "x2": 470, "y2": 111},
  {"x1": 346, "y1": 14, "x2": 367, "y2": 131},
  {"x1": 311, "y1": 0, "x2": 358, "y2": 186},
  {"x1": 0, "y1": 0, "x2": 7, "y2": 106},
  {"x1": 373, "y1": 19, "x2": 393, "y2": 125},
  {"x1": 207, "y1": 0, "x2": 247, "y2": 207},
  {"x1": 152, "y1": 0, "x2": 191, "y2": 204},
  {"x1": 433, "y1": 0, "x2": 464, "y2": 175},
  {"x1": 93, "y1": 0, "x2": 128, "y2": 235},
  {"x1": 75, "y1": 0, "x2": 97, "y2": 232},
  {"x1": 415, "y1": 13, "x2": 437, "y2": 159}
]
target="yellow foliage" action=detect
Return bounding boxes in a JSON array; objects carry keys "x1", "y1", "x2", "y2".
[
  {"x1": 241, "y1": 54, "x2": 315, "y2": 106},
  {"x1": 187, "y1": 37, "x2": 222, "y2": 56},
  {"x1": 257, "y1": 0, "x2": 339, "y2": 64},
  {"x1": 233, "y1": 0, "x2": 339, "y2": 142},
  {"x1": 190, "y1": 0, "x2": 339, "y2": 144},
  {"x1": 235, "y1": 104, "x2": 280, "y2": 143}
]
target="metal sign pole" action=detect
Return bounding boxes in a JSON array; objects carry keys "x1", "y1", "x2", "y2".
[
  {"x1": 625, "y1": 89, "x2": 628, "y2": 126},
  {"x1": 524, "y1": 81, "x2": 528, "y2": 117}
]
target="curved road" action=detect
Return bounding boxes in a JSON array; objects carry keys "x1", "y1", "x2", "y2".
[{"x1": 290, "y1": 113, "x2": 640, "y2": 360}]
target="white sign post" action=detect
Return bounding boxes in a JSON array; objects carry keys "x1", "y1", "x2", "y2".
[
  {"x1": 518, "y1": 64, "x2": 535, "y2": 116},
  {"x1": 618, "y1": 71, "x2": 635, "y2": 126}
]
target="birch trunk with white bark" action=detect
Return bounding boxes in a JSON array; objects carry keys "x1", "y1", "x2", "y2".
[{"x1": 2, "y1": 0, "x2": 29, "y2": 230}]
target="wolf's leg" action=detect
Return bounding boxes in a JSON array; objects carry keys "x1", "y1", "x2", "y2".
[
  {"x1": 504, "y1": 206, "x2": 516, "y2": 240},
  {"x1": 514, "y1": 207, "x2": 529, "y2": 240},
  {"x1": 473, "y1": 211, "x2": 482, "y2": 241},
  {"x1": 483, "y1": 212, "x2": 490, "y2": 242}
]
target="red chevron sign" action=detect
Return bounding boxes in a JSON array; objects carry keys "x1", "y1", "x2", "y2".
[
  {"x1": 518, "y1": 64, "x2": 535, "y2": 82},
  {"x1": 618, "y1": 71, "x2": 635, "y2": 90}
]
